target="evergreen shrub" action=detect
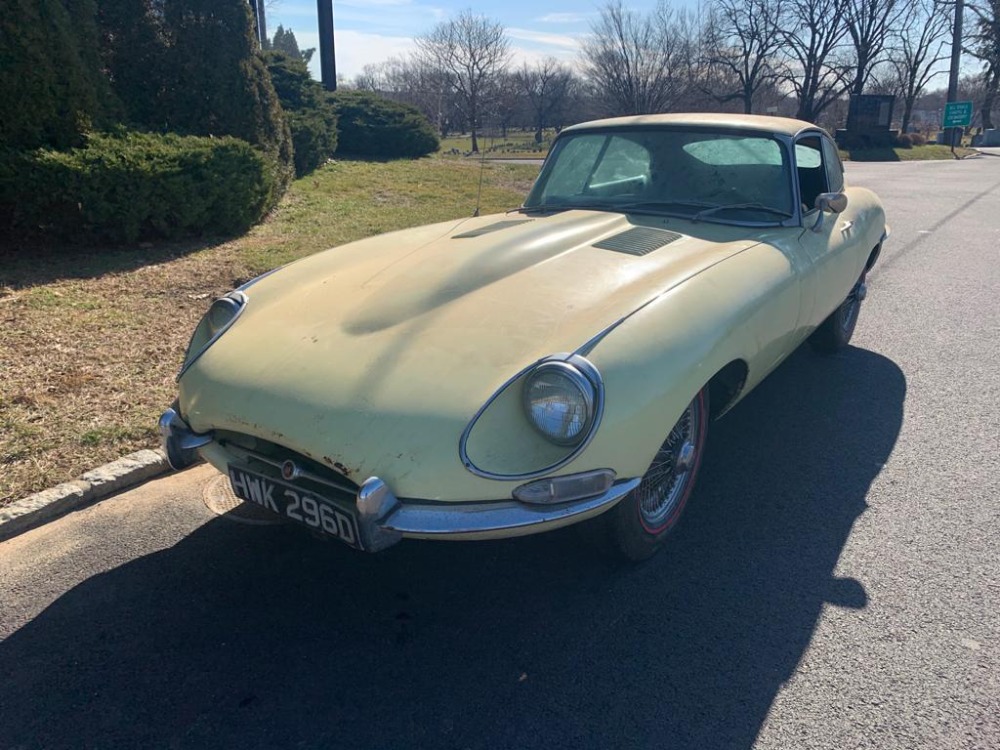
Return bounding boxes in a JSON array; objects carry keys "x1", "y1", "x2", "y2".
[
  {"x1": 3, "y1": 132, "x2": 275, "y2": 243},
  {"x1": 330, "y1": 91, "x2": 439, "y2": 159},
  {"x1": 264, "y1": 51, "x2": 339, "y2": 176}
]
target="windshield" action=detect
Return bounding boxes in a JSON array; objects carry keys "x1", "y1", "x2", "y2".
[{"x1": 524, "y1": 128, "x2": 794, "y2": 223}]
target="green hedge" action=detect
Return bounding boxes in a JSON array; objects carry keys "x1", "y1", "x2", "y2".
[
  {"x1": 263, "y1": 51, "x2": 339, "y2": 177},
  {"x1": 330, "y1": 91, "x2": 439, "y2": 159},
  {"x1": 288, "y1": 110, "x2": 339, "y2": 176},
  {"x1": 2, "y1": 131, "x2": 277, "y2": 243}
]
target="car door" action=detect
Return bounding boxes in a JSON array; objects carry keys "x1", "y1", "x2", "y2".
[{"x1": 794, "y1": 134, "x2": 864, "y2": 329}]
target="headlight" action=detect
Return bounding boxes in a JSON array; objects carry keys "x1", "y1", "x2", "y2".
[
  {"x1": 178, "y1": 290, "x2": 247, "y2": 378},
  {"x1": 523, "y1": 361, "x2": 596, "y2": 446},
  {"x1": 205, "y1": 295, "x2": 242, "y2": 336}
]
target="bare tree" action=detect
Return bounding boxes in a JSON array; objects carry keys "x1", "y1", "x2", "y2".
[
  {"x1": 415, "y1": 12, "x2": 511, "y2": 152},
  {"x1": 581, "y1": 1, "x2": 697, "y2": 115},
  {"x1": 844, "y1": 0, "x2": 906, "y2": 95},
  {"x1": 778, "y1": 0, "x2": 853, "y2": 123},
  {"x1": 968, "y1": 0, "x2": 1000, "y2": 128},
  {"x1": 886, "y1": 0, "x2": 950, "y2": 131},
  {"x1": 514, "y1": 58, "x2": 575, "y2": 142},
  {"x1": 703, "y1": 0, "x2": 785, "y2": 113}
]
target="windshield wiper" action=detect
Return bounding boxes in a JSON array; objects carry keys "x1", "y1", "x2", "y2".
[
  {"x1": 691, "y1": 203, "x2": 793, "y2": 222},
  {"x1": 516, "y1": 202, "x2": 610, "y2": 215},
  {"x1": 615, "y1": 199, "x2": 718, "y2": 213},
  {"x1": 518, "y1": 199, "x2": 717, "y2": 217}
]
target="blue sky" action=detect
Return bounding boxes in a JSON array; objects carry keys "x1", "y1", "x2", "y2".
[
  {"x1": 267, "y1": 1, "x2": 967, "y2": 86},
  {"x1": 265, "y1": 0, "x2": 628, "y2": 80}
]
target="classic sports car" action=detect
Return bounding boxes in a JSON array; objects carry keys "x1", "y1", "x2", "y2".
[{"x1": 160, "y1": 113, "x2": 888, "y2": 561}]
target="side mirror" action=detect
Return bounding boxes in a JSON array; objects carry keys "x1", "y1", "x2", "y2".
[
  {"x1": 812, "y1": 192, "x2": 848, "y2": 231},
  {"x1": 815, "y1": 192, "x2": 848, "y2": 213}
]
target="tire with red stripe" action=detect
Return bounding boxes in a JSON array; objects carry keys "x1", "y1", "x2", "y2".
[{"x1": 606, "y1": 388, "x2": 709, "y2": 562}]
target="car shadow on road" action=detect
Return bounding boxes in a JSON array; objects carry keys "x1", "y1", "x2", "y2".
[{"x1": 0, "y1": 346, "x2": 905, "y2": 750}]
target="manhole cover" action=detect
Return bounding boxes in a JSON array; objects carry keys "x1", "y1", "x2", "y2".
[{"x1": 203, "y1": 474, "x2": 284, "y2": 525}]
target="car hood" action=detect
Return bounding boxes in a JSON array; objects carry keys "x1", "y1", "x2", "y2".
[{"x1": 181, "y1": 210, "x2": 759, "y2": 495}]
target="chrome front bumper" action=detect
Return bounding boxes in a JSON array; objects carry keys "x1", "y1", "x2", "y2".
[
  {"x1": 159, "y1": 407, "x2": 638, "y2": 552},
  {"x1": 357, "y1": 475, "x2": 640, "y2": 551}
]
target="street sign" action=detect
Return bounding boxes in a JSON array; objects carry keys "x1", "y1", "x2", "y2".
[{"x1": 943, "y1": 101, "x2": 973, "y2": 128}]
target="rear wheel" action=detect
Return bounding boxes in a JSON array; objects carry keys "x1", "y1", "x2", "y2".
[
  {"x1": 606, "y1": 389, "x2": 709, "y2": 562},
  {"x1": 809, "y1": 271, "x2": 867, "y2": 353}
]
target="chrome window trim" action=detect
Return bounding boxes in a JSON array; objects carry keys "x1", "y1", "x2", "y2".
[
  {"x1": 458, "y1": 353, "x2": 606, "y2": 481},
  {"x1": 526, "y1": 125, "x2": 799, "y2": 228},
  {"x1": 177, "y1": 290, "x2": 248, "y2": 381},
  {"x1": 791, "y1": 129, "x2": 833, "y2": 225}
]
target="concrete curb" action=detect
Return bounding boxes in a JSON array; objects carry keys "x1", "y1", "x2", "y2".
[{"x1": 0, "y1": 449, "x2": 171, "y2": 542}]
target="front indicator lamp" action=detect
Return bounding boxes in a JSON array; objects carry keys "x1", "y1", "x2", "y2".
[{"x1": 513, "y1": 469, "x2": 616, "y2": 505}]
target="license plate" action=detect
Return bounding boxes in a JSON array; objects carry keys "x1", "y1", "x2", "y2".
[{"x1": 228, "y1": 466, "x2": 363, "y2": 550}]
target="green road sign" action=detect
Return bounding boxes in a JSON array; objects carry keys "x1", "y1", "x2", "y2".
[{"x1": 943, "y1": 101, "x2": 973, "y2": 128}]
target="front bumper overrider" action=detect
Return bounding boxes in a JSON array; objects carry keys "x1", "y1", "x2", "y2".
[{"x1": 159, "y1": 407, "x2": 638, "y2": 552}]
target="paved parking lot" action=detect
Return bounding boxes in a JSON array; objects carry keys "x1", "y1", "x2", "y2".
[{"x1": 1, "y1": 156, "x2": 998, "y2": 750}]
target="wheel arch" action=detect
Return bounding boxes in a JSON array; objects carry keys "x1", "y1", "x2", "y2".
[
  {"x1": 866, "y1": 242, "x2": 882, "y2": 271},
  {"x1": 707, "y1": 359, "x2": 749, "y2": 419}
]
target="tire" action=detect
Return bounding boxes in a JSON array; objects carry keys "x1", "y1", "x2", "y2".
[
  {"x1": 809, "y1": 271, "x2": 867, "y2": 353},
  {"x1": 606, "y1": 388, "x2": 709, "y2": 562}
]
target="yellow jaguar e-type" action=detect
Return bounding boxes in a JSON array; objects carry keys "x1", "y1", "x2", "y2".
[{"x1": 160, "y1": 113, "x2": 888, "y2": 561}]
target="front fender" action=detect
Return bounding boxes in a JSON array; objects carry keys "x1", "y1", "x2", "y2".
[{"x1": 579, "y1": 241, "x2": 802, "y2": 478}]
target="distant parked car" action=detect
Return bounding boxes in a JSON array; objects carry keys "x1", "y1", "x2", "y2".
[{"x1": 161, "y1": 113, "x2": 888, "y2": 561}]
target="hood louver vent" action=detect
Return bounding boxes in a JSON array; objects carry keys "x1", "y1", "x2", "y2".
[
  {"x1": 593, "y1": 227, "x2": 682, "y2": 256},
  {"x1": 453, "y1": 220, "x2": 532, "y2": 238}
]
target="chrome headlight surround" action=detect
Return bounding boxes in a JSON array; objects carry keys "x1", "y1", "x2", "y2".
[
  {"x1": 458, "y1": 353, "x2": 605, "y2": 481},
  {"x1": 522, "y1": 360, "x2": 598, "y2": 446},
  {"x1": 177, "y1": 290, "x2": 248, "y2": 379}
]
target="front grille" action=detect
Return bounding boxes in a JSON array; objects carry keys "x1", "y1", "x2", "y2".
[{"x1": 215, "y1": 431, "x2": 360, "y2": 503}]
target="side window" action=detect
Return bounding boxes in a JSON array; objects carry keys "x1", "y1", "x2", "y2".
[
  {"x1": 821, "y1": 137, "x2": 845, "y2": 192},
  {"x1": 795, "y1": 137, "x2": 829, "y2": 211}
]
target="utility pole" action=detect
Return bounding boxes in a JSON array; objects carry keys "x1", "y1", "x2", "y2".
[
  {"x1": 257, "y1": 0, "x2": 268, "y2": 48},
  {"x1": 946, "y1": 0, "x2": 964, "y2": 147},
  {"x1": 249, "y1": 0, "x2": 267, "y2": 47},
  {"x1": 318, "y1": 0, "x2": 337, "y2": 91}
]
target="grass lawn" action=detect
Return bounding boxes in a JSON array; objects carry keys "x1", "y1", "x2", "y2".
[
  {"x1": 438, "y1": 130, "x2": 554, "y2": 159},
  {"x1": 0, "y1": 158, "x2": 540, "y2": 507},
  {"x1": 839, "y1": 144, "x2": 977, "y2": 161}
]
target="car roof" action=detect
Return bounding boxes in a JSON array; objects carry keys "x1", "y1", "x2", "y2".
[{"x1": 561, "y1": 112, "x2": 823, "y2": 138}]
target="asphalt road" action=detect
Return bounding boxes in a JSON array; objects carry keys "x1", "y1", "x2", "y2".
[{"x1": 2, "y1": 156, "x2": 999, "y2": 750}]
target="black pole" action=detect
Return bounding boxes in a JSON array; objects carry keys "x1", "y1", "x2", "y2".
[
  {"x1": 946, "y1": 0, "x2": 964, "y2": 147},
  {"x1": 318, "y1": 0, "x2": 337, "y2": 91},
  {"x1": 250, "y1": 0, "x2": 261, "y2": 44},
  {"x1": 256, "y1": 0, "x2": 268, "y2": 48}
]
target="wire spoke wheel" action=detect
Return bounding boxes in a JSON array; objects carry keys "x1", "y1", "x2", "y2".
[
  {"x1": 607, "y1": 388, "x2": 709, "y2": 562},
  {"x1": 636, "y1": 394, "x2": 704, "y2": 533}
]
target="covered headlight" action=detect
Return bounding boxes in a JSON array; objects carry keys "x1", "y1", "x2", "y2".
[
  {"x1": 523, "y1": 361, "x2": 596, "y2": 446},
  {"x1": 178, "y1": 290, "x2": 247, "y2": 378}
]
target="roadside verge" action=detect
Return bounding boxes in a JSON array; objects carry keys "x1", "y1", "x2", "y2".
[{"x1": 0, "y1": 449, "x2": 170, "y2": 542}]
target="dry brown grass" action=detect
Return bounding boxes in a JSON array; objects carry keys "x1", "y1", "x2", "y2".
[{"x1": 0, "y1": 158, "x2": 539, "y2": 506}]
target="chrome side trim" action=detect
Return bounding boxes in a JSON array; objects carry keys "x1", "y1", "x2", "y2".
[
  {"x1": 458, "y1": 353, "x2": 605, "y2": 481},
  {"x1": 370, "y1": 476, "x2": 639, "y2": 539}
]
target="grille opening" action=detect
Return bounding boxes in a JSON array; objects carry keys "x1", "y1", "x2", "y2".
[{"x1": 215, "y1": 431, "x2": 360, "y2": 503}]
